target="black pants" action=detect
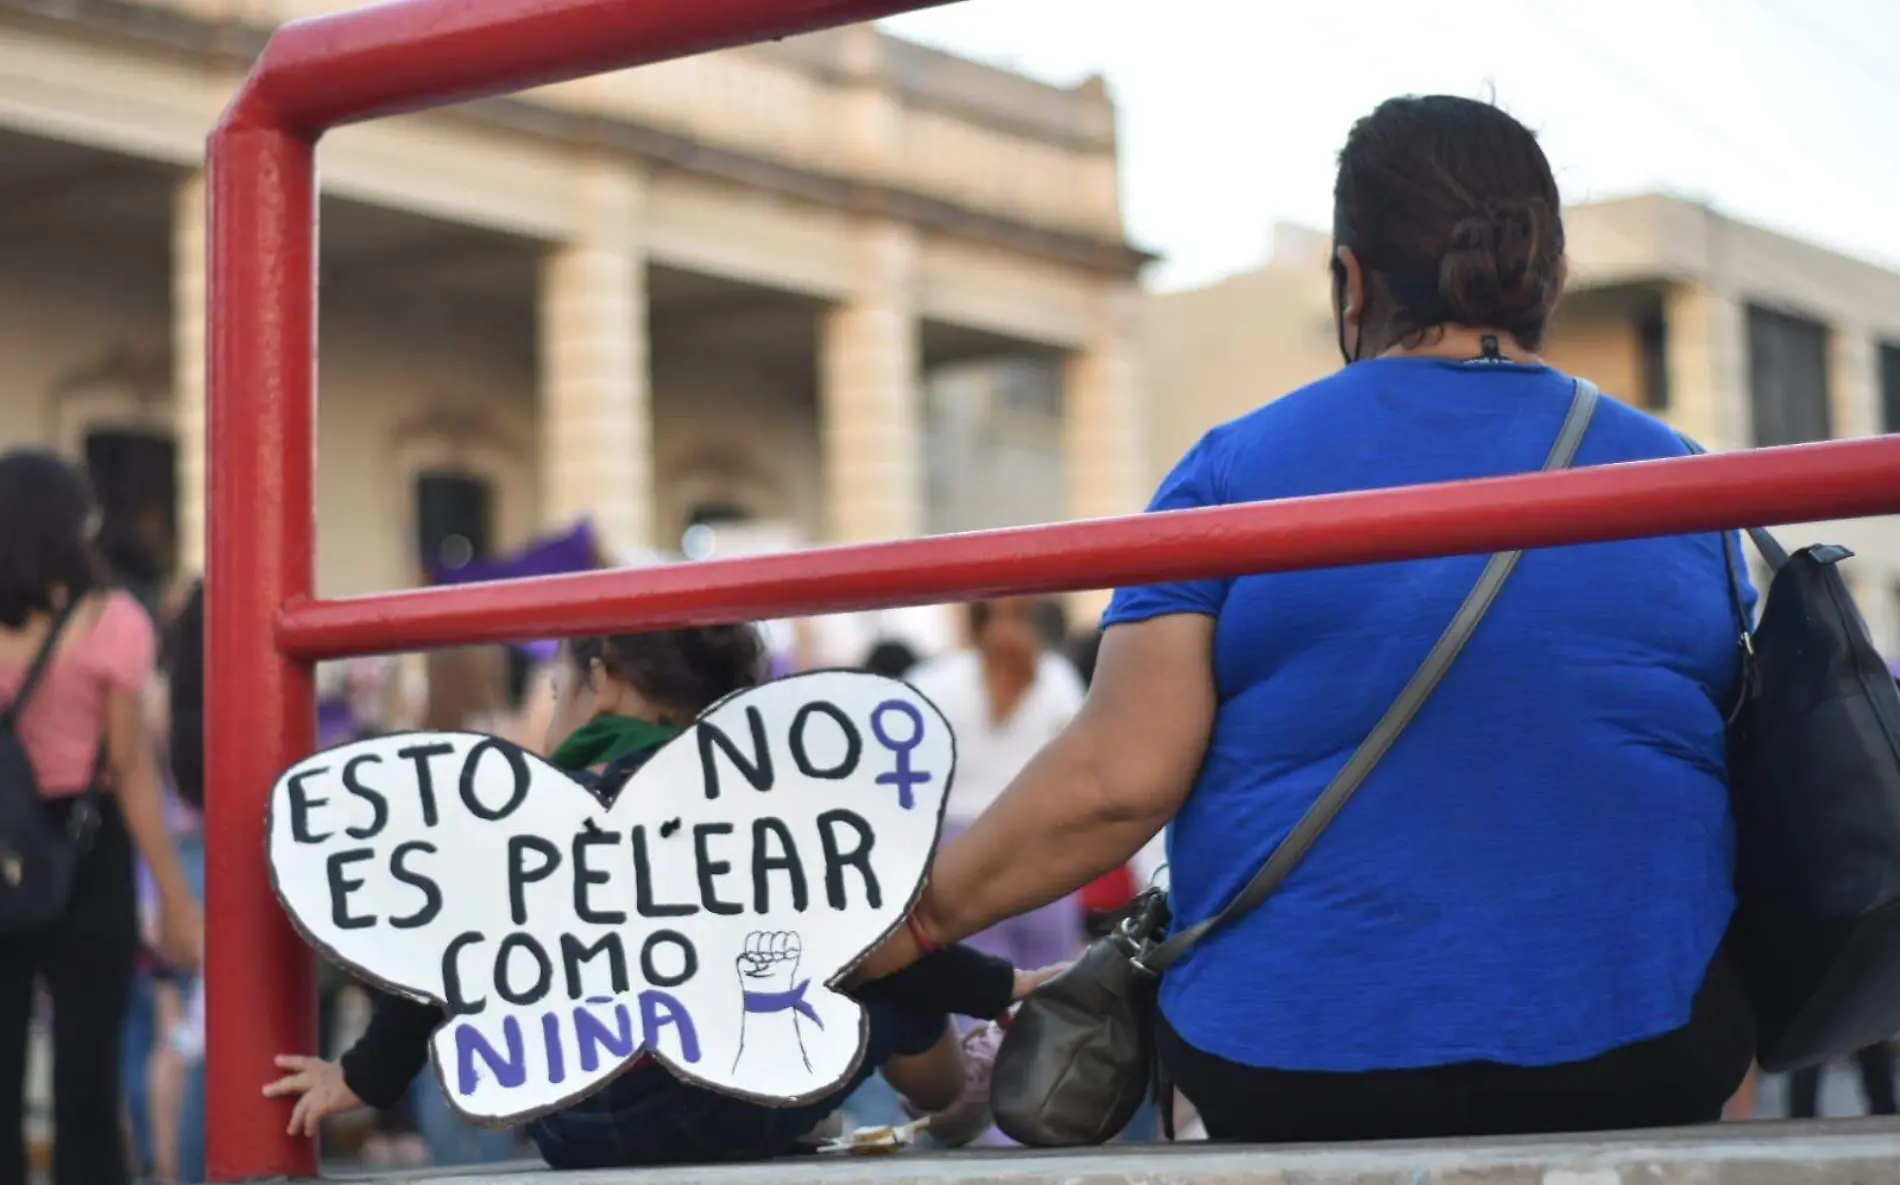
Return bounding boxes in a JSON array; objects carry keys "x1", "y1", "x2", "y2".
[
  {"x1": 1787, "y1": 1043, "x2": 1898, "y2": 1118},
  {"x1": 0, "y1": 797, "x2": 139, "y2": 1185},
  {"x1": 1158, "y1": 951, "x2": 1755, "y2": 1144}
]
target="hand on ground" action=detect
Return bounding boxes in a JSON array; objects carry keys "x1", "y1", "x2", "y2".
[{"x1": 262, "y1": 1054, "x2": 365, "y2": 1136}]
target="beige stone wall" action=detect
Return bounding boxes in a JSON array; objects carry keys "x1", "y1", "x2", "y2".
[
  {"x1": 1139, "y1": 257, "x2": 1339, "y2": 489},
  {"x1": 1543, "y1": 312, "x2": 1644, "y2": 408},
  {"x1": 820, "y1": 220, "x2": 924, "y2": 543},
  {"x1": 0, "y1": 8, "x2": 1131, "y2": 350},
  {"x1": 0, "y1": 233, "x2": 542, "y2": 599},
  {"x1": 0, "y1": 0, "x2": 1141, "y2": 627},
  {"x1": 124, "y1": 0, "x2": 1124, "y2": 244},
  {"x1": 313, "y1": 309, "x2": 540, "y2": 598},
  {"x1": 650, "y1": 355, "x2": 825, "y2": 551},
  {"x1": 538, "y1": 158, "x2": 653, "y2": 555},
  {"x1": 0, "y1": 239, "x2": 172, "y2": 457}
]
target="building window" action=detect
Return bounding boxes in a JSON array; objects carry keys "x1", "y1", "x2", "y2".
[
  {"x1": 414, "y1": 471, "x2": 492, "y2": 574},
  {"x1": 1880, "y1": 341, "x2": 1900, "y2": 434},
  {"x1": 923, "y1": 357, "x2": 1063, "y2": 537},
  {"x1": 1745, "y1": 305, "x2": 1832, "y2": 446},
  {"x1": 1636, "y1": 308, "x2": 1669, "y2": 412}
]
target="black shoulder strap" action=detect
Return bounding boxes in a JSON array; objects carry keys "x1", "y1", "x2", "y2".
[
  {"x1": 1142, "y1": 379, "x2": 1601, "y2": 972},
  {"x1": 1, "y1": 597, "x2": 87, "y2": 730}
]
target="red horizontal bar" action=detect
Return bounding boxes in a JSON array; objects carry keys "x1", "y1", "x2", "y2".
[
  {"x1": 228, "y1": 0, "x2": 954, "y2": 134},
  {"x1": 278, "y1": 436, "x2": 1900, "y2": 660}
]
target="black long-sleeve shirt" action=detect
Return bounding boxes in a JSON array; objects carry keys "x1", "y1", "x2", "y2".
[
  {"x1": 340, "y1": 942, "x2": 1012, "y2": 1108},
  {"x1": 339, "y1": 747, "x2": 1015, "y2": 1109}
]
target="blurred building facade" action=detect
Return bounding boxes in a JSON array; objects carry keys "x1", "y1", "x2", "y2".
[
  {"x1": 0, "y1": 0, "x2": 1149, "y2": 602},
  {"x1": 1143, "y1": 195, "x2": 1900, "y2": 652}
]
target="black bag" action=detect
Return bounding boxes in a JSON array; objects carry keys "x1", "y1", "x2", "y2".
[
  {"x1": 166, "y1": 581, "x2": 206, "y2": 811},
  {"x1": 0, "y1": 598, "x2": 105, "y2": 934},
  {"x1": 991, "y1": 381, "x2": 1602, "y2": 1147},
  {"x1": 1719, "y1": 527, "x2": 1900, "y2": 1072}
]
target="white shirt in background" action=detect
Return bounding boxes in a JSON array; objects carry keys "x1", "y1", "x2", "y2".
[{"x1": 906, "y1": 650, "x2": 1085, "y2": 829}]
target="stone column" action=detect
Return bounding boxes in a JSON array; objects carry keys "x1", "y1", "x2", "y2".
[
  {"x1": 173, "y1": 171, "x2": 207, "y2": 576},
  {"x1": 818, "y1": 222, "x2": 922, "y2": 543},
  {"x1": 831, "y1": 23, "x2": 902, "y2": 183},
  {"x1": 1072, "y1": 75, "x2": 1124, "y2": 238},
  {"x1": 538, "y1": 158, "x2": 652, "y2": 557},
  {"x1": 1663, "y1": 282, "x2": 1747, "y2": 450},
  {"x1": 1063, "y1": 283, "x2": 1147, "y2": 620}
]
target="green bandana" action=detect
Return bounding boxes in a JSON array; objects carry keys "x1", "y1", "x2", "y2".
[{"x1": 547, "y1": 714, "x2": 681, "y2": 773}]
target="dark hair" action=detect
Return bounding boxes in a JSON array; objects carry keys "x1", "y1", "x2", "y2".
[
  {"x1": 569, "y1": 625, "x2": 765, "y2": 718},
  {"x1": 968, "y1": 600, "x2": 994, "y2": 636},
  {"x1": 969, "y1": 599, "x2": 1056, "y2": 644},
  {"x1": 0, "y1": 450, "x2": 102, "y2": 629},
  {"x1": 863, "y1": 639, "x2": 919, "y2": 680},
  {"x1": 1332, "y1": 95, "x2": 1565, "y2": 353},
  {"x1": 1031, "y1": 600, "x2": 1068, "y2": 650}
]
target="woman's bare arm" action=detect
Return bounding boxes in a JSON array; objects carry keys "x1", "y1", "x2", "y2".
[
  {"x1": 854, "y1": 613, "x2": 1216, "y2": 982},
  {"x1": 108, "y1": 686, "x2": 200, "y2": 965}
]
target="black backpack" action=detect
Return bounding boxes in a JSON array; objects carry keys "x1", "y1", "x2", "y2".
[
  {"x1": 1720, "y1": 527, "x2": 1900, "y2": 1071},
  {"x1": 0, "y1": 598, "x2": 104, "y2": 933}
]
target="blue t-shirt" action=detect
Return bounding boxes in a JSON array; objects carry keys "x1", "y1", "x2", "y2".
[{"x1": 1105, "y1": 359, "x2": 1754, "y2": 1072}]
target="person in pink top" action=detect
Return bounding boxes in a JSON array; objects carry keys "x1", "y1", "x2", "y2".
[{"x1": 0, "y1": 450, "x2": 202, "y2": 1185}]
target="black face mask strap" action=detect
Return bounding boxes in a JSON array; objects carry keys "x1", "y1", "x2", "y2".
[
  {"x1": 1331, "y1": 260, "x2": 1351, "y2": 366},
  {"x1": 1333, "y1": 263, "x2": 1368, "y2": 366}
]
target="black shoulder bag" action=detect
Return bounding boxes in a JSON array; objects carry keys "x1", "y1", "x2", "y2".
[
  {"x1": 1713, "y1": 520, "x2": 1900, "y2": 1071},
  {"x1": 0, "y1": 598, "x2": 107, "y2": 933},
  {"x1": 991, "y1": 380, "x2": 1601, "y2": 1147},
  {"x1": 1670, "y1": 435, "x2": 1900, "y2": 1071}
]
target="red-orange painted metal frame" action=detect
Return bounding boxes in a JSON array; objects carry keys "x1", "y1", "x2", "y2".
[
  {"x1": 278, "y1": 435, "x2": 1900, "y2": 659},
  {"x1": 206, "y1": 0, "x2": 1900, "y2": 1177},
  {"x1": 205, "y1": 2, "x2": 951, "y2": 1178}
]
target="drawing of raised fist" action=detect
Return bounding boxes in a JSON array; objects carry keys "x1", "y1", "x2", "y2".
[{"x1": 734, "y1": 931, "x2": 816, "y2": 1074}]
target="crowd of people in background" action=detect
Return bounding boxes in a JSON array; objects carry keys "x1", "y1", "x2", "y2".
[
  {"x1": 3, "y1": 449, "x2": 1895, "y2": 1182},
  {"x1": 7, "y1": 94, "x2": 1900, "y2": 1176},
  {"x1": 0, "y1": 444, "x2": 1145, "y2": 1182}
]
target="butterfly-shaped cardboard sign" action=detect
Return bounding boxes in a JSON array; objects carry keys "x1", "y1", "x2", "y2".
[{"x1": 266, "y1": 670, "x2": 953, "y2": 1127}]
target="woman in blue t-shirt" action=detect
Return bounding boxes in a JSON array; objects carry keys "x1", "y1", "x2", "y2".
[{"x1": 851, "y1": 95, "x2": 1757, "y2": 1142}]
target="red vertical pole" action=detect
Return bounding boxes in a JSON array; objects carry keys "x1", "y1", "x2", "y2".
[{"x1": 204, "y1": 115, "x2": 320, "y2": 1183}]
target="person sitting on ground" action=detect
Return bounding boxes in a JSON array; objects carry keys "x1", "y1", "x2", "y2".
[
  {"x1": 262, "y1": 624, "x2": 1061, "y2": 1167},
  {"x1": 850, "y1": 95, "x2": 1756, "y2": 1144}
]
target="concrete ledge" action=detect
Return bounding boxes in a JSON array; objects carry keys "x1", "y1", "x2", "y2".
[{"x1": 339, "y1": 1120, "x2": 1900, "y2": 1185}]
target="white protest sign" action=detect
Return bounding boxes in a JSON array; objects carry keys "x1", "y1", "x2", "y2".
[{"x1": 266, "y1": 670, "x2": 954, "y2": 1126}]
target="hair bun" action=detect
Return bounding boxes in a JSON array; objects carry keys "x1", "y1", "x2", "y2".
[{"x1": 1437, "y1": 197, "x2": 1556, "y2": 330}]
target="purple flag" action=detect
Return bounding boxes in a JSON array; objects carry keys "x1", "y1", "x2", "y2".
[
  {"x1": 427, "y1": 520, "x2": 602, "y2": 662},
  {"x1": 426, "y1": 520, "x2": 601, "y2": 586}
]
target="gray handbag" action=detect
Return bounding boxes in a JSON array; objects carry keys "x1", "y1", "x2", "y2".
[{"x1": 990, "y1": 380, "x2": 1600, "y2": 1147}]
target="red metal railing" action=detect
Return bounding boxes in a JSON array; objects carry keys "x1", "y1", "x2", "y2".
[
  {"x1": 205, "y1": 0, "x2": 1900, "y2": 1178},
  {"x1": 278, "y1": 436, "x2": 1900, "y2": 660}
]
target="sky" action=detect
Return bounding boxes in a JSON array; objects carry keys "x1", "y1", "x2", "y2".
[{"x1": 879, "y1": 0, "x2": 1900, "y2": 292}]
